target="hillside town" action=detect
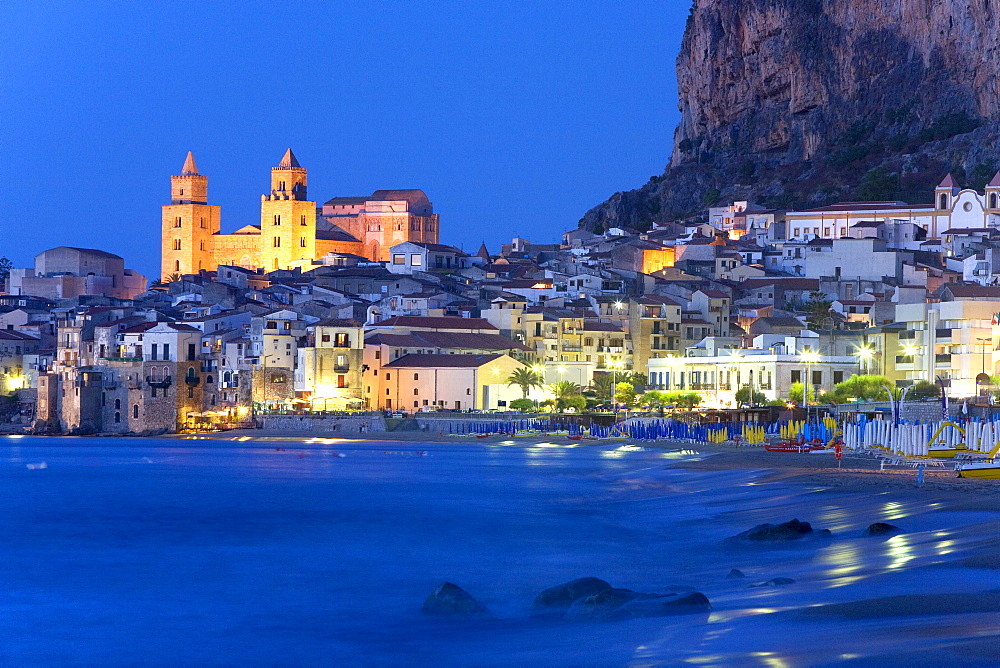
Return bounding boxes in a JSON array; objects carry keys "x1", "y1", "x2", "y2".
[{"x1": 3, "y1": 151, "x2": 1000, "y2": 434}]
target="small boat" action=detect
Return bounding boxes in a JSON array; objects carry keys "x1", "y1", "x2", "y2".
[
  {"x1": 957, "y1": 462, "x2": 1000, "y2": 479},
  {"x1": 566, "y1": 435, "x2": 583, "y2": 441},
  {"x1": 476, "y1": 434, "x2": 491, "y2": 439}
]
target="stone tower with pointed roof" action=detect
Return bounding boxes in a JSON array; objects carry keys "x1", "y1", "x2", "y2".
[
  {"x1": 258, "y1": 149, "x2": 316, "y2": 272},
  {"x1": 161, "y1": 151, "x2": 221, "y2": 278},
  {"x1": 160, "y1": 149, "x2": 441, "y2": 276}
]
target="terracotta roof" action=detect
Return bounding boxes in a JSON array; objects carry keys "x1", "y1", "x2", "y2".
[
  {"x1": 369, "y1": 316, "x2": 497, "y2": 331},
  {"x1": 365, "y1": 331, "x2": 527, "y2": 351},
  {"x1": 943, "y1": 284, "x2": 1000, "y2": 298},
  {"x1": 382, "y1": 353, "x2": 504, "y2": 368},
  {"x1": 0, "y1": 330, "x2": 39, "y2": 341},
  {"x1": 938, "y1": 174, "x2": 958, "y2": 188},
  {"x1": 276, "y1": 148, "x2": 301, "y2": 170}
]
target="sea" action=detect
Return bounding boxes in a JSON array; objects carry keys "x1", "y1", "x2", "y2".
[{"x1": 1, "y1": 436, "x2": 998, "y2": 666}]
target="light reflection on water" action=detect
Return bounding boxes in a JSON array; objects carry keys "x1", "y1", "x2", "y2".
[{"x1": 1, "y1": 436, "x2": 998, "y2": 665}]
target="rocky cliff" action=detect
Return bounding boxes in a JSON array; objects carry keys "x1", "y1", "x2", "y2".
[{"x1": 581, "y1": 0, "x2": 1000, "y2": 232}]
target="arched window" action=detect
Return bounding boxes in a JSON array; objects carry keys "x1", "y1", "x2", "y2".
[
  {"x1": 114, "y1": 412, "x2": 121, "y2": 423},
  {"x1": 186, "y1": 367, "x2": 196, "y2": 380},
  {"x1": 206, "y1": 375, "x2": 214, "y2": 384},
  {"x1": 133, "y1": 404, "x2": 139, "y2": 419},
  {"x1": 149, "y1": 367, "x2": 160, "y2": 381},
  {"x1": 174, "y1": 260, "x2": 180, "y2": 272},
  {"x1": 114, "y1": 398, "x2": 121, "y2": 410},
  {"x1": 940, "y1": 194, "x2": 948, "y2": 210},
  {"x1": 991, "y1": 193, "x2": 997, "y2": 209},
  {"x1": 223, "y1": 371, "x2": 232, "y2": 385}
]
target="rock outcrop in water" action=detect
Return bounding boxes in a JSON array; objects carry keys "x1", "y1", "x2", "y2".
[
  {"x1": 533, "y1": 577, "x2": 711, "y2": 621},
  {"x1": 863, "y1": 522, "x2": 904, "y2": 537},
  {"x1": 727, "y1": 518, "x2": 832, "y2": 543},
  {"x1": 422, "y1": 582, "x2": 492, "y2": 617},
  {"x1": 580, "y1": 0, "x2": 1000, "y2": 232}
]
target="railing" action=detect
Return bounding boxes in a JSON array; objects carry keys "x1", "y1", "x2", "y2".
[
  {"x1": 333, "y1": 365, "x2": 350, "y2": 373},
  {"x1": 146, "y1": 375, "x2": 172, "y2": 388},
  {"x1": 99, "y1": 356, "x2": 143, "y2": 362},
  {"x1": 898, "y1": 331, "x2": 916, "y2": 340},
  {"x1": 220, "y1": 381, "x2": 239, "y2": 389},
  {"x1": 935, "y1": 328, "x2": 952, "y2": 338},
  {"x1": 201, "y1": 361, "x2": 218, "y2": 373},
  {"x1": 935, "y1": 354, "x2": 952, "y2": 364},
  {"x1": 561, "y1": 345, "x2": 582, "y2": 352},
  {"x1": 184, "y1": 375, "x2": 201, "y2": 386}
]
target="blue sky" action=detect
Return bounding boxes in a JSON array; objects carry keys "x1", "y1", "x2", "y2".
[{"x1": 1, "y1": 1, "x2": 687, "y2": 278}]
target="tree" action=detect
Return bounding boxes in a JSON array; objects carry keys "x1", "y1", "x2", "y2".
[
  {"x1": 624, "y1": 372, "x2": 648, "y2": 388},
  {"x1": 802, "y1": 291, "x2": 833, "y2": 330},
  {"x1": 734, "y1": 385, "x2": 767, "y2": 406},
  {"x1": 562, "y1": 395, "x2": 587, "y2": 412},
  {"x1": 509, "y1": 398, "x2": 536, "y2": 412},
  {"x1": 670, "y1": 392, "x2": 702, "y2": 410},
  {"x1": 163, "y1": 272, "x2": 182, "y2": 283},
  {"x1": 505, "y1": 367, "x2": 544, "y2": 398},
  {"x1": 588, "y1": 373, "x2": 616, "y2": 402},
  {"x1": 614, "y1": 382, "x2": 637, "y2": 406},
  {"x1": 0, "y1": 257, "x2": 12, "y2": 284},
  {"x1": 909, "y1": 380, "x2": 941, "y2": 400},
  {"x1": 549, "y1": 380, "x2": 584, "y2": 411},
  {"x1": 828, "y1": 374, "x2": 893, "y2": 403},
  {"x1": 641, "y1": 390, "x2": 668, "y2": 407},
  {"x1": 787, "y1": 382, "x2": 815, "y2": 405}
]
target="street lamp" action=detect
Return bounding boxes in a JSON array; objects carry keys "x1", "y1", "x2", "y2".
[
  {"x1": 976, "y1": 336, "x2": 992, "y2": 398},
  {"x1": 728, "y1": 349, "x2": 742, "y2": 408},
  {"x1": 856, "y1": 345, "x2": 874, "y2": 375},
  {"x1": 800, "y1": 350, "x2": 820, "y2": 426}
]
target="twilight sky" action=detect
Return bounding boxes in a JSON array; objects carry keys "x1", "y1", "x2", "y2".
[{"x1": 1, "y1": 1, "x2": 687, "y2": 279}]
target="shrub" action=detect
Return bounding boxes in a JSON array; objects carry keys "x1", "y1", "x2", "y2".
[{"x1": 509, "y1": 398, "x2": 535, "y2": 412}]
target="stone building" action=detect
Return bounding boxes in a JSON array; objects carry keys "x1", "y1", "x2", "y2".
[
  {"x1": 7, "y1": 247, "x2": 146, "y2": 300},
  {"x1": 161, "y1": 150, "x2": 439, "y2": 278}
]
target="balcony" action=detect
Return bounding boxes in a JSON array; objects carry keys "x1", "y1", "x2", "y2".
[
  {"x1": 146, "y1": 375, "x2": 172, "y2": 388},
  {"x1": 333, "y1": 365, "x2": 350, "y2": 373},
  {"x1": 898, "y1": 331, "x2": 916, "y2": 340},
  {"x1": 935, "y1": 353, "x2": 952, "y2": 364},
  {"x1": 99, "y1": 356, "x2": 143, "y2": 363},
  {"x1": 201, "y1": 361, "x2": 218, "y2": 373},
  {"x1": 935, "y1": 328, "x2": 952, "y2": 339},
  {"x1": 598, "y1": 346, "x2": 624, "y2": 353},
  {"x1": 561, "y1": 345, "x2": 582, "y2": 352},
  {"x1": 184, "y1": 375, "x2": 201, "y2": 386}
]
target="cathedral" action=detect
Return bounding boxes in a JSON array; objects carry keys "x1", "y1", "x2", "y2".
[{"x1": 161, "y1": 150, "x2": 439, "y2": 278}]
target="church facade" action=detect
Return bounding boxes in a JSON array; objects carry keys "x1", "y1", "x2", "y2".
[{"x1": 161, "y1": 150, "x2": 439, "y2": 278}]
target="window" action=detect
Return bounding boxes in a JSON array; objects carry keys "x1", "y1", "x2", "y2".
[
  {"x1": 114, "y1": 412, "x2": 120, "y2": 424},
  {"x1": 173, "y1": 239, "x2": 182, "y2": 250},
  {"x1": 413, "y1": 373, "x2": 419, "y2": 380},
  {"x1": 206, "y1": 375, "x2": 214, "y2": 384},
  {"x1": 413, "y1": 388, "x2": 419, "y2": 395},
  {"x1": 133, "y1": 404, "x2": 139, "y2": 419},
  {"x1": 791, "y1": 370, "x2": 801, "y2": 384},
  {"x1": 940, "y1": 194, "x2": 948, "y2": 210},
  {"x1": 200, "y1": 217, "x2": 206, "y2": 229},
  {"x1": 187, "y1": 386, "x2": 194, "y2": 398},
  {"x1": 300, "y1": 237, "x2": 306, "y2": 247},
  {"x1": 266, "y1": 321, "x2": 277, "y2": 329},
  {"x1": 114, "y1": 398, "x2": 120, "y2": 410},
  {"x1": 151, "y1": 343, "x2": 158, "y2": 361},
  {"x1": 200, "y1": 241, "x2": 205, "y2": 251},
  {"x1": 321, "y1": 334, "x2": 331, "y2": 343},
  {"x1": 187, "y1": 343, "x2": 195, "y2": 361},
  {"x1": 834, "y1": 371, "x2": 844, "y2": 384},
  {"x1": 335, "y1": 333, "x2": 348, "y2": 347},
  {"x1": 466, "y1": 388, "x2": 471, "y2": 395},
  {"x1": 991, "y1": 193, "x2": 998, "y2": 209},
  {"x1": 174, "y1": 260, "x2": 180, "y2": 272},
  {"x1": 273, "y1": 237, "x2": 281, "y2": 247},
  {"x1": 300, "y1": 215, "x2": 306, "y2": 226},
  {"x1": 283, "y1": 322, "x2": 291, "y2": 331},
  {"x1": 812, "y1": 370, "x2": 822, "y2": 385},
  {"x1": 410, "y1": 254, "x2": 422, "y2": 266},
  {"x1": 375, "y1": 350, "x2": 381, "y2": 360},
  {"x1": 174, "y1": 217, "x2": 182, "y2": 228},
  {"x1": 385, "y1": 373, "x2": 391, "y2": 380},
  {"x1": 393, "y1": 254, "x2": 405, "y2": 265},
  {"x1": 273, "y1": 214, "x2": 281, "y2": 225},
  {"x1": 271, "y1": 375, "x2": 285, "y2": 383}
]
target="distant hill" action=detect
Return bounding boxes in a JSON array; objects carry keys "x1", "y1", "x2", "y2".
[{"x1": 580, "y1": 0, "x2": 1000, "y2": 232}]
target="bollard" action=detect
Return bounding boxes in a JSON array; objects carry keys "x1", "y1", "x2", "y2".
[{"x1": 917, "y1": 462, "x2": 925, "y2": 484}]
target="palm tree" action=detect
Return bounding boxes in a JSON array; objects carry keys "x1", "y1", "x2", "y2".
[
  {"x1": 588, "y1": 373, "x2": 616, "y2": 403},
  {"x1": 506, "y1": 367, "x2": 544, "y2": 398},
  {"x1": 163, "y1": 272, "x2": 182, "y2": 284},
  {"x1": 549, "y1": 380, "x2": 583, "y2": 410}
]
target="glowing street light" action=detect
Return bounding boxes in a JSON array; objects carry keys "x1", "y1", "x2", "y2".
[
  {"x1": 800, "y1": 350, "x2": 820, "y2": 425},
  {"x1": 856, "y1": 345, "x2": 874, "y2": 374}
]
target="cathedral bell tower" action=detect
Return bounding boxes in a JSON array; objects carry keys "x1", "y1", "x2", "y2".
[
  {"x1": 259, "y1": 149, "x2": 316, "y2": 271},
  {"x1": 161, "y1": 152, "x2": 221, "y2": 279}
]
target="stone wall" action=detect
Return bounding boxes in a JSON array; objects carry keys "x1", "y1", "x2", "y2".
[{"x1": 257, "y1": 413, "x2": 387, "y2": 433}]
